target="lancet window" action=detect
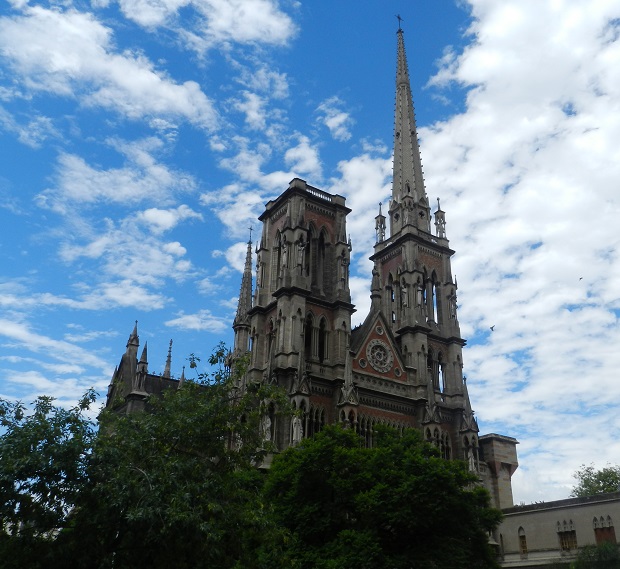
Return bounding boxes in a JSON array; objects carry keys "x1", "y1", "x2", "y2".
[
  {"x1": 318, "y1": 318, "x2": 328, "y2": 363},
  {"x1": 518, "y1": 527, "x2": 528, "y2": 556},
  {"x1": 557, "y1": 520, "x2": 577, "y2": 551},
  {"x1": 594, "y1": 515, "x2": 616, "y2": 544}
]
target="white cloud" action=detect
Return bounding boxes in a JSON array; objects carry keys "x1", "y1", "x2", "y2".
[
  {"x1": 225, "y1": 241, "x2": 250, "y2": 273},
  {"x1": 316, "y1": 96, "x2": 355, "y2": 142},
  {"x1": 165, "y1": 309, "x2": 229, "y2": 332},
  {"x1": 37, "y1": 137, "x2": 197, "y2": 213},
  {"x1": 0, "y1": 318, "x2": 110, "y2": 372},
  {"x1": 237, "y1": 65, "x2": 289, "y2": 99},
  {"x1": 59, "y1": 218, "x2": 196, "y2": 289},
  {"x1": 0, "y1": 5, "x2": 218, "y2": 128},
  {"x1": 284, "y1": 135, "x2": 322, "y2": 181},
  {"x1": 0, "y1": 108, "x2": 58, "y2": 148},
  {"x1": 137, "y1": 204, "x2": 203, "y2": 234},
  {"x1": 415, "y1": 0, "x2": 620, "y2": 502},
  {"x1": 235, "y1": 91, "x2": 267, "y2": 130},
  {"x1": 176, "y1": 0, "x2": 297, "y2": 51},
  {"x1": 326, "y1": 150, "x2": 392, "y2": 303},
  {"x1": 109, "y1": 0, "x2": 297, "y2": 49},
  {"x1": 202, "y1": 134, "x2": 324, "y2": 239}
]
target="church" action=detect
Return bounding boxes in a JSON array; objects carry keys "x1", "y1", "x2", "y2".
[{"x1": 106, "y1": 27, "x2": 519, "y2": 512}]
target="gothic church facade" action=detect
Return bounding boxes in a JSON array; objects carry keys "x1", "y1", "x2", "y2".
[{"x1": 106, "y1": 28, "x2": 518, "y2": 511}]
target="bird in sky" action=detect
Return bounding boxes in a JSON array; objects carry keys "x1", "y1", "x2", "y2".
[{"x1": 490, "y1": 325, "x2": 495, "y2": 331}]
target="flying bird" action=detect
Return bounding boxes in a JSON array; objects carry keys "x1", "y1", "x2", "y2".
[
  {"x1": 579, "y1": 277, "x2": 583, "y2": 280},
  {"x1": 490, "y1": 325, "x2": 495, "y2": 332}
]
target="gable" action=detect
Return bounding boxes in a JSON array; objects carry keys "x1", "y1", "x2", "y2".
[{"x1": 351, "y1": 311, "x2": 406, "y2": 382}]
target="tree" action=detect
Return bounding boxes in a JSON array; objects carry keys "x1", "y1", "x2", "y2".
[
  {"x1": 264, "y1": 424, "x2": 502, "y2": 569},
  {"x1": 67, "y1": 346, "x2": 290, "y2": 569},
  {"x1": 572, "y1": 541, "x2": 620, "y2": 568},
  {"x1": 0, "y1": 346, "x2": 291, "y2": 569},
  {"x1": 571, "y1": 464, "x2": 620, "y2": 498},
  {"x1": 0, "y1": 390, "x2": 96, "y2": 568}
]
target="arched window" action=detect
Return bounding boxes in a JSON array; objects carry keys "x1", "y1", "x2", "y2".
[
  {"x1": 348, "y1": 410, "x2": 356, "y2": 428},
  {"x1": 307, "y1": 406, "x2": 325, "y2": 438},
  {"x1": 360, "y1": 417, "x2": 374, "y2": 448},
  {"x1": 304, "y1": 314, "x2": 314, "y2": 359},
  {"x1": 267, "y1": 319, "x2": 275, "y2": 358},
  {"x1": 317, "y1": 230, "x2": 327, "y2": 291},
  {"x1": 518, "y1": 527, "x2": 528, "y2": 557},
  {"x1": 427, "y1": 348, "x2": 439, "y2": 390},
  {"x1": 594, "y1": 515, "x2": 616, "y2": 544},
  {"x1": 273, "y1": 231, "x2": 282, "y2": 285},
  {"x1": 430, "y1": 271, "x2": 438, "y2": 323},
  {"x1": 248, "y1": 329, "x2": 254, "y2": 355},
  {"x1": 557, "y1": 520, "x2": 577, "y2": 550},
  {"x1": 318, "y1": 318, "x2": 328, "y2": 363},
  {"x1": 438, "y1": 352, "x2": 445, "y2": 392},
  {"x1": 441, "y1": 432, "x2": 451, "y2": 459}
]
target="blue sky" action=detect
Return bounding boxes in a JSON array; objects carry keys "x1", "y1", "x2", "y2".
[{"x1": 1, "y1": 0, "x2": 619, "y2": 504}]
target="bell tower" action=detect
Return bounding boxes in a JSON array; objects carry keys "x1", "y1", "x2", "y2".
[
  {"x1": 235, "y1": 178, "x2": 355, "y2": 449},
  {"x1": 229, "y1": 25, "x2": 518, "y2": 508},
  {"x1": 368, "y1": 27, "x2": 475, "y2": 459}
]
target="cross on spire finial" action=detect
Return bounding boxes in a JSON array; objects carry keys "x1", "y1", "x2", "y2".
[
  {"x1": 248, "y1": 225, "x2": 253, "y2": 243},
  {"x1": 396, "y1": 14, "x2": 403, "y2": 30}
]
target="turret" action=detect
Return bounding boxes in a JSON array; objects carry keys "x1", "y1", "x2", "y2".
[
  {"x1": 163, "y1": 339, "x2": 172, "y2": 379},
  {"x1": 390, "y1": 27, "x2": 429, "y2": 236},
  {"x1": 375, "y1": 202, "x2": 386, "y2": 243},
  {"x1": 233, "y1": 236, "x2": 254, "y2": 356}
]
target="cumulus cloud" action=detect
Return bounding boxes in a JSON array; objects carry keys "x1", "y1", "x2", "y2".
[
  {"x1": 236, "y1": 65, "x2": 289, "y2": 99},
  {"x1": 0, "y1": 108, "x2": 58, "y2": 148},
  {"x1": 175, "y1": 0, "x2": 297, "y2": 51},
  {"x1": 136, "y1": 205, "x2": 203, "y2": 234},
  {"x1": 59, "y1": 217, "x2": 196, "y2": 289},
  {"x1": 0, "y1": 5, "x2": 218, "y2": 128},
  {"x1": 235, "y1": 91, "x2": 268, "y2": 130},
  {"x1": 413, "y1": 0, "x2": 620, "y2": 501},
  {"x1": 36, "y1": 137, "x2": 197, "y2": 213},
  {"x1": 326, "y1": 150, "x2": 392, "y2": 296},
  {"x1": 0, "y1": 318, "x2": 109, "y2": 372},
  {"x1": 284, "y1": 135, "x2": 322, "y2": 181},
  {"x1": 165, "y1": 309, "x2": 230, "y2": 332},
  {"x1": 316, "y1": 96, "x2": 355, "y2": 142}
]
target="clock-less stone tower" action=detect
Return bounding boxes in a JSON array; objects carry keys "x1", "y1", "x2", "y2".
[{"x1": 232, "y1": 27, "x2": 518, "y2": 509}]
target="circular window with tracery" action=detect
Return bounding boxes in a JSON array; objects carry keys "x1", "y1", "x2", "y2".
[{"x1": 366, "y1": 339, "x2": 393, "y2": 373}]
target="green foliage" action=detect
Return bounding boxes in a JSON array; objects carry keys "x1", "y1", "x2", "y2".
[
  {"x1": 0, "y1": 389, "x2": 97, "y2": 567},
  {"x1": 0, "y1": 346, "x2": 291, "y2": 569},
  {"x1": 68, "y1": 346, "x2": 290, "y2": 569},
  {"x1": 571, "y1": 541, "x2": 620, "y2": 568},
  {"x1": 571, "y1": 464, "x2": 620, "y2": 498},
  {"x1": 0, "y1": 345, "x2": 505, "y2": 569},
  {"x1": 264, "y1": 424, "x2": 502, "y2": 569}
]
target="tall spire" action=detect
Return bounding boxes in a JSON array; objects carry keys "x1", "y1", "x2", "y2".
[
  {"x1": 233, "y1": 233, "x2": 254, "y2": 357},
  {"x1": 138, "y1": 342, "x2": 148, "y2": 373},
  {"x1": 163, "y1": 339, "x2": 172, "y2": 378},
  {"x1": 126, "y1": 320, "x2": 139, "y2": 351},
  {"x1": 392, "y1": 28, "x2": 426, "y2": 206},
  {"x1": 234, "y1": 236, "x2": 253, "y2": 327}
]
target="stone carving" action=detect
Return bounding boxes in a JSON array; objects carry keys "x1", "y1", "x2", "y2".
[
  {"x1": 260, "y1": 414, "x2": 272, "y2": 443},
  {"x1": 366, "y1": 339, "x2": 394, "y2": 373},
  {"x1": 291, "y1": 415, "x2": 303, "y2": 444}
]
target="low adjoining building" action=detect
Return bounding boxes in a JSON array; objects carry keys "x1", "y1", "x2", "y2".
[{"x1": 498, "y1": 492, "x2": 620, "y2": 568}]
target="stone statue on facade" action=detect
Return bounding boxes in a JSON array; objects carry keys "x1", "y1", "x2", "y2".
[{"x1": 291, "y1": 415, "x2": 303, "y2": 445}]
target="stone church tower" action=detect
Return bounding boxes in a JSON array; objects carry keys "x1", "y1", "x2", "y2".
[
  {"x1": 232, "y1": 28, "x2": 518, "y2": 509},
  {"x1": 106, "y1": 28, "x2": 518, "y2": 510}
]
